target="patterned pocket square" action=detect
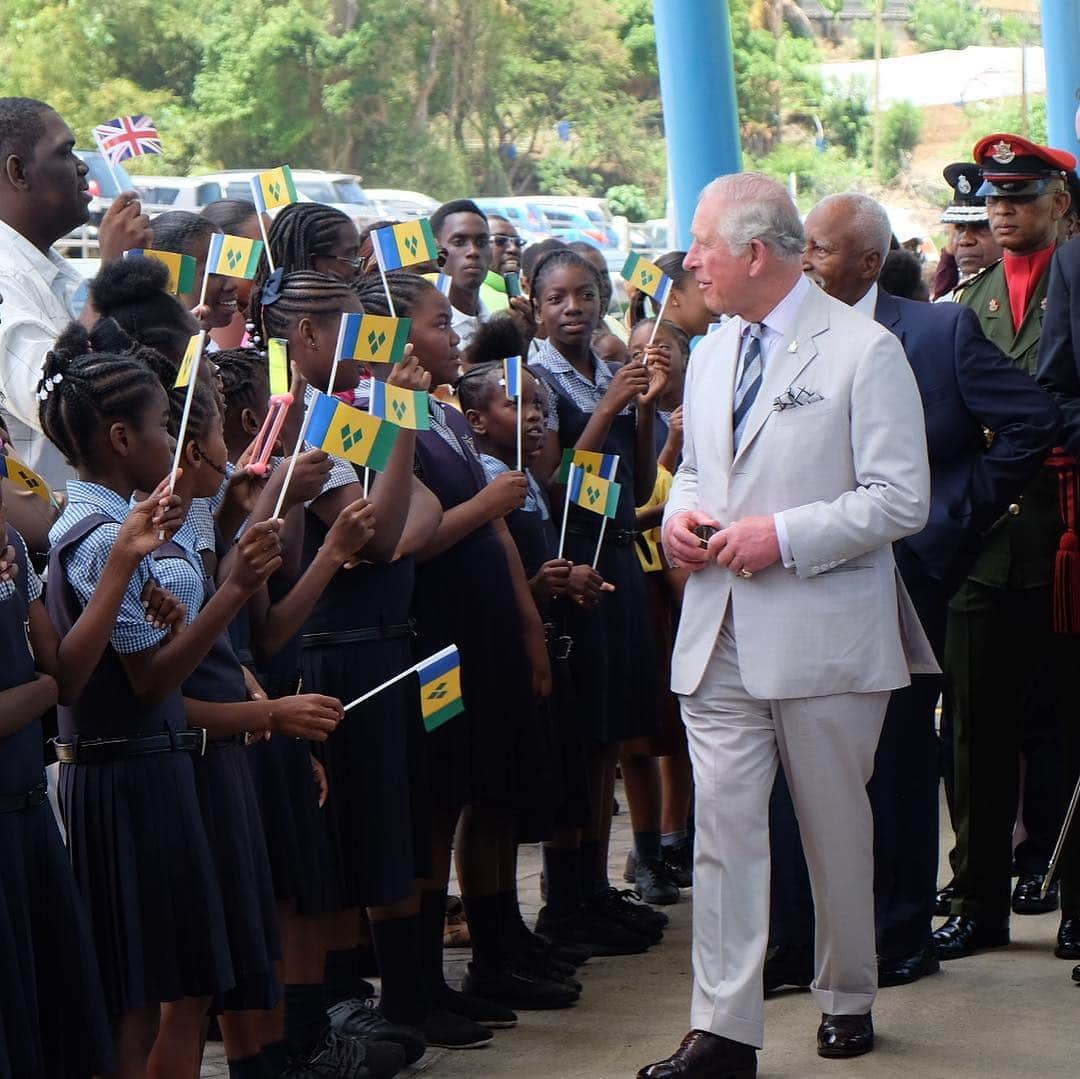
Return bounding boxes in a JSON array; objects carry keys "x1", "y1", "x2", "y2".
[{"x1": 772, "y1": 386, "x2": 825, "y2": 412}]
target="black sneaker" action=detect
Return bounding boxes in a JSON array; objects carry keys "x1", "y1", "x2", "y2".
[
  {"x1": 536, "y1": 905, "x2": 650, "y2": 957},
  {"x1": 419, "y1": 1009, "x2": 493, "y2": 1049},
  {"x1": 326, "y1": 998, "x2": 427, "y2": 1066},
  {"x1": 587, "y1": 888, "x2": 666, "y2": 941},
  {"x1": 462, "y1": 962, "x2": 579, "y2": 1010},
  {"x1": 285, "y1": 1028, "x2": 373, "y2": 1078},
  {"x1": 514, "y1": 948, "x2": 583, "y2": 993},
  {"x1": 661, "y1": 839, "x2": 693, "y2": 889},
  {"x1": 521, "y1": 923, "x2": 592, "y2": 967},
  {"x1": 634, "y1": 857, "x2": 681, "y2": 905},
  {"x1": 434, "y1": 986, "x2": 518, "y2": 1029}
]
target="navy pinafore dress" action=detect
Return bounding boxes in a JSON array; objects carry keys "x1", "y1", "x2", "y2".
[
  {"x1": 299, "y1": 509, "x2": 428, "y2": 908},
  {"x1": 47, "y1": 515, "x2": 234, "y2": 1015},
  {"x1": 0, "y1": 531, "x2": 114, "y2": 1078},
  {"x1": 413, "y1": 405, "x2": 535, "y2": 811},
  {"x1": 152, "y1": 539, "x2": 282, "y2": 1012},
  {"x1": 534, "y1": 369, "x2": 657, "y2": 744}
]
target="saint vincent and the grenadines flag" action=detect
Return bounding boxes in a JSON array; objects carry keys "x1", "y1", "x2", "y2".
[
  {"x1": 250, "y1": 166, "x2": 298, "y2": 214},
  {"x1": 338, "y1": 313, "x2": 412, "y2": 364},
  {"x1": 569, "y1": 466, "x2": 620, "y2": 519},
  {"x1": 174, "y1": 332, "x2": 206, "y2": 389},
  {"x1": 306, "y1": 390, "x2": 399, "y2": 472},
  {"x1": 124, "y1": 249, "x2": 196, "y2": 295},
  {"x1": 373, "y1": 219, "x2": 439, "y2": 272},
  {"x1": 556, "y1": 447, "x2": 619, "y2": 484},
  {"x1": 206, "y1": 233, "x2": 264, "y2": 279},
  {"x1": 369, "y1": 380, "x2": 430, "y2": 431},
  {"x1": 503, "y1": 355, "x2": 522, "y2": 399},
  {"x1": 621, "y1": 252, "x2": 672, "y2": 306},
  {"x1": 417, "y1": 644, "x2": 465, "y2": 733},
  {"x1": 0, "y1": 454, "x2": 52, "y2": 503}
]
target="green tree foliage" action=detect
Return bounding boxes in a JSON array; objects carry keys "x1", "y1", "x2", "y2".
[
  {"x1": 908, "y1": 0, "x2": 986, "y2": 52},
  {"x1": 879, "y1": 101, "x2": 924, "y2": 182}
]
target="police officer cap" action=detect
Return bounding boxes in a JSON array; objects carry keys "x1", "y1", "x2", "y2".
[
  {"x1": 942, "y1": 162, "x2": 988, "y2": 224},
  {"x1": 973, "y1": 133, "x2": 1077, "y2": 198}
]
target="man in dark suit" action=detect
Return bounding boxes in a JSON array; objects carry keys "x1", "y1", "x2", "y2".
[
  {"x1": 1036, "y1": 231, "x2": 1080, "y2": 977},
  {"x1": 765, "y1": 191, "x2": 1059, "y2": 991}
]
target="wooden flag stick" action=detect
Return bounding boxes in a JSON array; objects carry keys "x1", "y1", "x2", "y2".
[
  {"x1": 592, "y1": 514, "x2": 608, "y2": 569},
  {"x1": 556, "y1": 464, "x2": 577, "y2": 560}
]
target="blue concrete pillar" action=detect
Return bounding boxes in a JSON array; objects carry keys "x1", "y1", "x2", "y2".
[
  {"x1": 1041, "y1": 0, "x2": 1080, "y2": 158},
  {"x1": 653, "y1": 0, "x2": 742, "y2": 249}
]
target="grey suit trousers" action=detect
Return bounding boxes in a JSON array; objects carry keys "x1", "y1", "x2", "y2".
[{"x1": 681, "y1": 609, "x2": 887, "y2": 1048}]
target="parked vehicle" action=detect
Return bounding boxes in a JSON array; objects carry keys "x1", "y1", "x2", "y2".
[
  {"x1": 132, "y1": 175, "x2": 226, "y2": 211},
  {"x1": 364, "y1": 188, "x2": 439, "y2": 221},
  {"x1": 195, "y1": 169, "x2": 380, "y2": 226}
]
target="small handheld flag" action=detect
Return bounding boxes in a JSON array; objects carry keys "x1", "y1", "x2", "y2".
[
  {"x1": 503, "y1": 356, "x2": 522, "y2": 400},
  {"x1": 306, "y1": 391, "x2": 400, "y2": 472},
  {"x1": 267, "y1": 339, "x2": 290, "y2": 399},
  {"x1": 250, "y1": 166, "x2": 298, "y2": 214},
  {"x1": 621, "y1": 252, "x2": 672, "y2": 305},
  {"x1": 556, "y1": 448, "x2": 619, "y2": 484},
  {"x1": 570, "y1": 467, "x2": 620, "y2": 519},
  {"x1": 373, "y1": 220, "x2": 439, "y2": 272},
  {"x1": 174, "y1": 332, "x2": 205, "y2": 389},
  {"x1": 92, "y1": 115, "x2": 162, "y2": 166},
  {"x1": 369, "y1": 380, "x2": 430, "y2": 431},
  {"x1": 434, "y1": 272, "x2": 452, "y2": 297},
  {"x1": 340, "y1": 313, "x2": 412, "y2": 364},
  {"x1": 0, "y1": 454, "x2": 52, "y2": 503},
  {"x1": 124, "y1": 249, "x2": 196, "y2": 295},
  {"x1": 205, "y1": 233, "x2": 263, "y2": 280},
  {"x1": 417, "y1": 645, "x2": 465, "y2": 733}
]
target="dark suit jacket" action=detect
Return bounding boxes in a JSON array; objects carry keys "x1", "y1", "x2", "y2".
[
  {"x1": 1037, "y1": 235, "x2": 1080, "y2": 456},
  {"x1": 875, "y1": 288, "x2": 1060, "y2": 588}
]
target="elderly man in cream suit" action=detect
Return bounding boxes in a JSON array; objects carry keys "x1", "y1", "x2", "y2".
[{"x1": 639, "y1": 174, "x2": 936, "y2": 1079}]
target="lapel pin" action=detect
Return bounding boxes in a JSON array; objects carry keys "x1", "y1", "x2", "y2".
[
  {"x1": 787, "y1": 340, "x2": 798, "y2": 353},
  {"x1": 988, "y1": 298, "x2": 1000, "y2": 313}
]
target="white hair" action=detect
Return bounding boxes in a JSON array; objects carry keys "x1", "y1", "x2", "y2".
[
  {"x1": 814, "y1": 192, "x2": 893, "y2": 264},
  {"x1": 700, "y1": 172, "x2": 805, "y2": 260}
]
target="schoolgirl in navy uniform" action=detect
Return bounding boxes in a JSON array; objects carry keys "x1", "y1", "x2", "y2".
[
  {"x1": 247, "y1": 270, "x2": 447, "y2": 1058},
  {"x1": 354, "y1": 273, "x2": 574, "y2": 1018},
  {"x1": 0, "y1": 463, "x2": 185, "y2": 1079},
  {"x1": 529, "y1": 248, "x2": 670, "y2": 952},
  {"x1": 38, "y1": 324, "x2": 279, "y2": 1077}
]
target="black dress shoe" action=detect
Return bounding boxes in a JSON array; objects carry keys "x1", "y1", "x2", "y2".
[
  {"x1": 932, "y1": 915, "x2": 1009, "y2": 960},
  {"x1": 1072, "y1": 963, "x2": 1080, "y2": 984},
  {"x1": 1012, "y1": 873, "x2": 1059, "y2": 915},
  {"x1": 638, "y1": 1029, "x2": 757, "y2": 1078},
  {"x1": 763, "y1": 944, "x2": 813, "y2": 995},
  {"x1": 1056, "y1": 915, "x2": 1080, "y2": 959},
  {"x1": 817, "y1": 1012, "x2": 873, "y2": 1059},
  {"x1": 877, "y1": 945, "x2": 940, "y2": 988},
  {"x1": 935, "y1": 882, "x2": 955, "y2": 917}
]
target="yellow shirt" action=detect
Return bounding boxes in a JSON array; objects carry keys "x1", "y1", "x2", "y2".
[{"x1": 635, "y1": 464, "x2": 673, "y2": 573}]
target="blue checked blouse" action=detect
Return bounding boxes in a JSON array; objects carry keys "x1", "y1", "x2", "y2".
[
  {"x1": 0, "y1": 531, "x2": 43, "y2": 604},
  {"x1": 531, "y1": 338, "x2": 632, "y2": 432},
  {"x1": 49, "y1": 481, "x2": 166, "y2": 655},
  {"x1": 479, "y1": 454, "x2": 550, "y2": 520}
]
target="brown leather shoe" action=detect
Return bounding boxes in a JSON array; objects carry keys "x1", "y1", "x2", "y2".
[
  {"x1": 637, "y1": 1029, "x2": 757, "y2": 1078},
  {"x1": 816, "y1": 1012, "x2": 874, "y2": 1058}
]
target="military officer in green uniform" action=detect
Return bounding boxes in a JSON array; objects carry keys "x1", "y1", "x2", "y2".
[{"x1": 934, "y1": 134, "x2": 1074, "y2": 960}]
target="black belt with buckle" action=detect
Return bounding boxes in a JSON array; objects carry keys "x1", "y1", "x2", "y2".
[
  {"x1": 54, "y1": 729, "x2": 208, "y2": 764},
  {"x1": 544, "y1": 622, "x2": 573, "y2": 660},
  {"x1": 565, "y1": 523, "x2": 637, "y2": 548},
  {"x1": 0, "y1": 781, "x2": 48, "y2": 813},
  {"x1": 301, "y1": 622, "x2": 414, "y2": 648}
]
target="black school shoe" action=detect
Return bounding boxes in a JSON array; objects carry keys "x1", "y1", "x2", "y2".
[
  {"x1": 535, "y1": 905, "x2": 651, "y2": 957},
  {"x1": 462, "y1": 962, "x2": 580, "y2": 1010},
  {"x1": 433, "y1": 985, "x2": 518, "y2": 1029},
  {"x1": 326, "y1": 998, "x2": 427, "y2": 1066},
  {"x1": 419, "y1": 1009, "x2": 493, "y2": 1050},
  {"x1": 586, "y1": 887, "x2": 667, "y2": 941},
  {"x1": 634, "y1": 858, "x2": 682, "y2": 905},
  {"x1": 661, "y1": 839, "x2": 693, "y2": 889},
  {"x1": 514, "y1": 946, "x2": 583, "y2": 992},
  {"x1": 284, "y1": 1027, "x2": 374, "y2": 1078},
  {"x1": 1012, "y1": 873, "x2": 1059, "y2": 915}
]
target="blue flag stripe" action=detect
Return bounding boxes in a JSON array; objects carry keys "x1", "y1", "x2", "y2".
[
  {"x1": 305, "y1": 393, "x2": 336, "y2": 447},
  {"x1": 339, "y1": 313, "x2": 363, "y2": 358},
  {"x1": 418, "y1": 648, "x2": 460, "y2": 684},
  {"x1": 370, "y1": 380, "x2": 387, "y2": 418},
  {"x1": 376, "y1": 228, "x2": 404, "y2": 271}
]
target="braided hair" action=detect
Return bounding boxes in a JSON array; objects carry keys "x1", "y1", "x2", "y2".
[
  {"x1": 247, "y1": 270, "x2": 358, "y2": 348},
  {"x1": 89, "y1": 256, "x2": 198, "y2": 364},
  {"x1": 261, "y1": 202, "x2": 353, "y2": 277},
  {"x1": 628, "y1": 251, "x2": 690, "y2": 324},
  {"x1": 567, "y1": 240, "x2": 614, "y2": 314},
  {"x1": 149, "y1": 210, "x2": 218, "y2": 257},
  {"x1": 38, "y1": 321, "x2": 165, "y2": 468},
  {"x1": 216, "y1": 347, "x2": 268, "y2": 416},
  {"x1": 455, "y1": 361, "x2": 506, "y2": 413},
  {"x1": 629, "y1": 317, "x2": 691, "y2": 367},
  {"x1": 352, "y1": 271, "x2": 435, "y2": 320},
  {"x1": 201, "y1": 198, "x2": 258, "y2": 234},
  {"x1": 136, "y1": 342, "x2": 221, "y2": 447},
  {"x1": 529, "y1": 247, "x2": 605, "y2": 317}
]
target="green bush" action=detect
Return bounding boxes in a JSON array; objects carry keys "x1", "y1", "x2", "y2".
[
  {"x1": 821, "y1": 79, "x2": 871, "y2": 159},
  {"x1": 605, "y1": 184, "x2": 658, "y2": 221},
  {"x1": 852, "y1": 20, "x2": 896, "y2": 60},
  {"x1": 879, "y1": 101, "x2": 924, "y2": 181},
  {"x1": 908, "y1": 0, "x2": 987, "y2": 52}
]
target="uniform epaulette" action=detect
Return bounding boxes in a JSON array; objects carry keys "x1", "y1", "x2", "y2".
[{"x1": 950, "y1": 258, "x2": 1002, "y2": 303}]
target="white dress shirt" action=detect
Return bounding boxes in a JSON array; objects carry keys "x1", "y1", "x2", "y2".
[
  {"x1": 451, "y1": 297, "x2": 490, "y2": 352},
  {"x1": 0, "y1": 219, "x2": 84, "y2": 488}
]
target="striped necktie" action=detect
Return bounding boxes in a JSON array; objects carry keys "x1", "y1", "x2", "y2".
[{"x1": 732, "y1": 322, "x2": 764, "y2": 451}]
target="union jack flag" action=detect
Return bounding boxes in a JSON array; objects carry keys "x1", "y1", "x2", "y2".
[{"x1": 92, "y1": 115, "x2": 163, "y2": 166}]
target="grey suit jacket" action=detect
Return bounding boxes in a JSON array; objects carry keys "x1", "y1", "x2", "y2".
[{"x1": 663, "y1": 282, "x2": 937, "y2": 700}]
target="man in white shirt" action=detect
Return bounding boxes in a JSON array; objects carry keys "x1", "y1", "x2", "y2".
[
  {"x1": 430, "y1": 199, "x2": 491, "y2": 352},
  {"x1": 0, "y1": 97, "x2": 152, "y2": 488}
]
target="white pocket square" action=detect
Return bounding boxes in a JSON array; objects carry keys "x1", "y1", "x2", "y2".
[{"x1": 773, "y1": 386, "x2": 825, "y2": 412}]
